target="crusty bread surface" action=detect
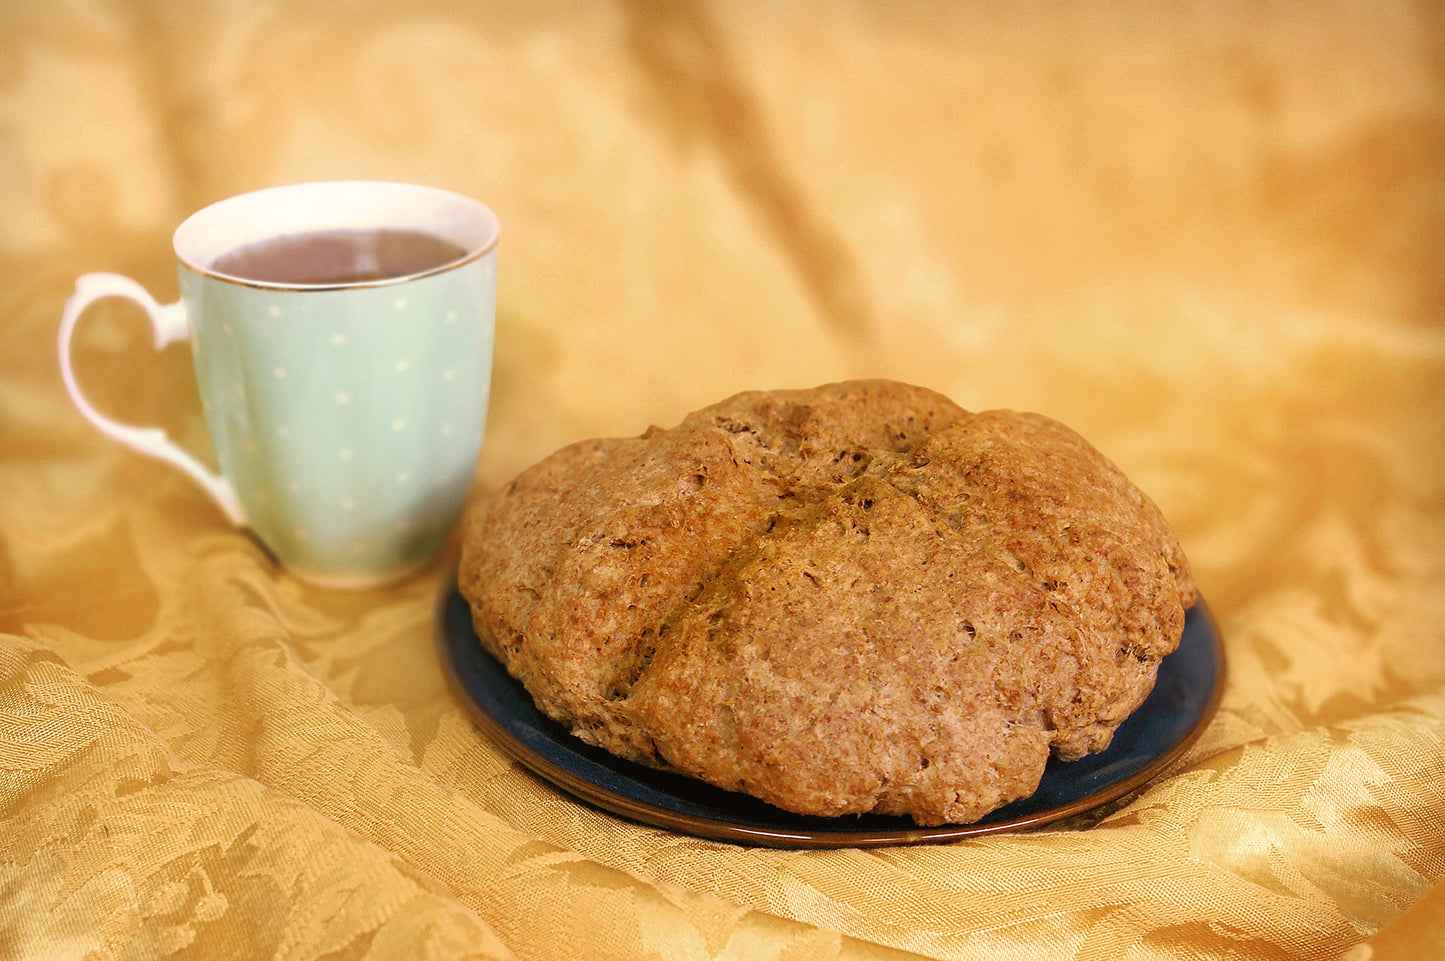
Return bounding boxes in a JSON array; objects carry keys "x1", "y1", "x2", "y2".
[{"x1": 459, "y1": 379, "x2": 1196, "y2": 825}]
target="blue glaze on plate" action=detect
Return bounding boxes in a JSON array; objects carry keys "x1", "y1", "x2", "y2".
[{"x1": 439, "y1": 589, "x2": 1225, "y2": 847}]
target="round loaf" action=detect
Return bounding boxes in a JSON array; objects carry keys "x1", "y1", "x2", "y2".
[{"x1": 459, "y1": 380, "x2": 1196, "y2": 825}]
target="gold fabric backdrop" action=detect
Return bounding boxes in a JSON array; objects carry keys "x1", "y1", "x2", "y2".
[{"x1": 2, "y1": 2, "x2": 1443, "y2": 959}]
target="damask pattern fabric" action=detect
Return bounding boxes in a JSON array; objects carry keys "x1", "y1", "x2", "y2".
[{"x1": 2, "y1": 2, "x2": 1443, "y2": 959}]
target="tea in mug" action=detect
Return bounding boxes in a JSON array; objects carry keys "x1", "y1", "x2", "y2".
[{"x1": 212, "y1": 228, "x2": 468, "y2": 286}]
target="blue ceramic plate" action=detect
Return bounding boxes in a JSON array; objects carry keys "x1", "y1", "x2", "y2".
[{"x1": 439, "y1": 589, "x2": 1225, "y2": 847}]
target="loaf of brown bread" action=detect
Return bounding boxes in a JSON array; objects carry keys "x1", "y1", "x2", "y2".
[{"x1": 459, "y1": 380, "x2": 1196, "y2": 825}]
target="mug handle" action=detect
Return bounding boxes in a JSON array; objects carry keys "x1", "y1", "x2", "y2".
[{"x1": 58, "y1": 272, "x2": 246, "y2": 525}]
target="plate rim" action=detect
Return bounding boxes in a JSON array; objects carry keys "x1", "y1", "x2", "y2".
[{"x1": 438, "y1": 589, "x2": 1226, "y2": 848}]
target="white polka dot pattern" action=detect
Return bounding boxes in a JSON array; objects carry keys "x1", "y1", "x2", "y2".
[{"x1": 188, "y1": 242, "x2": 496, "y2": 582}]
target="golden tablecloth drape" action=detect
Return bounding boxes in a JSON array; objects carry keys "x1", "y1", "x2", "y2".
[{"x1": 2, "y1": 3, "x2": 1443, "y2": 959}]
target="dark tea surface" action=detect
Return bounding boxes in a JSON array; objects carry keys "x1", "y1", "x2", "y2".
[{"x1": 212, "y1": 228, "x2": 467, "y2": 285}]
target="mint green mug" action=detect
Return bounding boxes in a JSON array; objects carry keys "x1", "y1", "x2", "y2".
[{"x1": 59, "y1": 181, "x2": 499, "y2": 589}]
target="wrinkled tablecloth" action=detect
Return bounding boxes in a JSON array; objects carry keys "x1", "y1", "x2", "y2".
[{"x1": 3, "y1": 2, "x2": 1443, "y2": 959}]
